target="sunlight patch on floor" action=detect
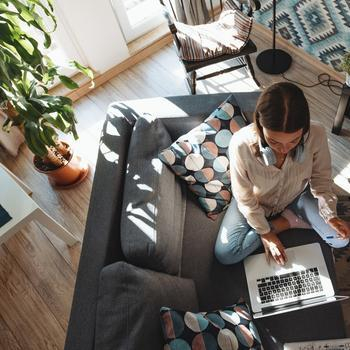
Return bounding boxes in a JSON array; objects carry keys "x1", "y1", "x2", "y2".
[
  {"x1": 334, "y1": 161, "x2": 350, "y2": 195},
  {"x1": 196, "y1": 64, "x2": 259, "y2": 94}
]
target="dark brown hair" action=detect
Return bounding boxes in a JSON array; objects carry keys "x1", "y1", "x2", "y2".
[{"x1": 253, "y1": 82, "x2": 310, "y2": 157}]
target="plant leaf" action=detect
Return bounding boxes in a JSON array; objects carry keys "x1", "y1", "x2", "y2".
[
  {"x1": 59, "y1": 75, "x2": 79, "y2": 89},
  {"x1": 70, "y1": 60, "x2": 94, "y2": 80},
  {"x1": 24, "y1": 122, "x2": 48, "y2": 157}
]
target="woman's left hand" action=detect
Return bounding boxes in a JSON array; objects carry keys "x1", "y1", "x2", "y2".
[{"x1": 328, "y1": 217, "x2": 350, "y2": 239}]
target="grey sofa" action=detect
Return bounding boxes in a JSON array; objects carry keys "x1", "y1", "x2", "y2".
[{"x1": 65, "y1": 92, "x2": 346, "y2": 350}]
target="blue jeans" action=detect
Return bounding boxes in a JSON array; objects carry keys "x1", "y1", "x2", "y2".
[{"x1": 215, "y1": 188, "x2": 349, "y2": 265}]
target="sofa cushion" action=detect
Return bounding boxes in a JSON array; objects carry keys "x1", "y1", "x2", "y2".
[
  {"x1": 121, "y1": 114, "x2": 186, "y2": 275},
  {"x1": 95, "y1": 261, "x2": 198, "y2": 350},
  {"x1": 160, "y1": 302, "x2": 262, "y2": 349},
  {"x1": 159, "y1": 95, "x2": 248, "y2": 219}
]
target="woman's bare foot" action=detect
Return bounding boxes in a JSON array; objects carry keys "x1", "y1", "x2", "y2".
[
  {"x1": 281, "y1": 209, "x2": 311, "y2": 229},
  {"x1": 269, "y1": 209, "x2": 311, "y2": 235}
]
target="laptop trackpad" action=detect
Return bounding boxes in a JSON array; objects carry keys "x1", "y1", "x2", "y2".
[{"x1": 271, "y1": 250, "x2": 296, "y2": 271}]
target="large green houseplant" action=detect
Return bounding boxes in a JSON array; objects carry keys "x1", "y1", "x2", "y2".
[{"x1": 0, "y1": 0, "x2": 93, "y2": 185}]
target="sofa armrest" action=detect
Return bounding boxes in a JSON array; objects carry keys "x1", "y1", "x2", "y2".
[{"x1": 65, "y1": 104, "x2": 138, "y2": 350}]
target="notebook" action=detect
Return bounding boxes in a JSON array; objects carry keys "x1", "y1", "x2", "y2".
[
  {"x1": 0, "y1": 204, "x2": 12, "y2": 228},
  {"x1": 244, "y1": 243, "x2": 348, "y2": 318}
]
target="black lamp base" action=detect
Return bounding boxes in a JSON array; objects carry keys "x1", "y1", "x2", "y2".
[{"x1": 256, "y1": 49, "x2": 292, "y2": 74}]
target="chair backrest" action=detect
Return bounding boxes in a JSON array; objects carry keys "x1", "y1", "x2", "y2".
[
  {"x1": 159, "y1": 0, "x2": 260, "y2": 52},
  {"x1": 159, "y1": 0, "x2": 260, "y2": 26},
  {"x1": 160, "y1": 0, "x2": 222, "y2": 25}
]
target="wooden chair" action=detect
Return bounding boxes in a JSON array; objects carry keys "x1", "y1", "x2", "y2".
[{"x1": 160, "y1": 0, "x2": 261, "y2": 94}]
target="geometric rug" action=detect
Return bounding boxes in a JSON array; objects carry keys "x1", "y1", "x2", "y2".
[{"x1": 254, "y1": 0, "x2": 350, "y2": 72}]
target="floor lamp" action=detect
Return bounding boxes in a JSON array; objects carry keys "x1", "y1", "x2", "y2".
[{"x1": 256, "y1": 0, "x2": 292, "y2": 74}]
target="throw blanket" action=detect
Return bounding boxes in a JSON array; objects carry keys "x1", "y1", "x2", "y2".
[{"x1": 174, "y1": 1, "x2": 252, "y2": 61}]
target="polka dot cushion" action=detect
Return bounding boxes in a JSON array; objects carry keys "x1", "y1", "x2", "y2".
[
  {"x1": 158, "y1": 95, "x2": 248, "y2": 219},
  {"x1": 160, "y1": 302, "x2": 262, "y2": 349}
]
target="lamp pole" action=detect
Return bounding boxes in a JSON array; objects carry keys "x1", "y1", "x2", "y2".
[{"x1": 256, "y1": 0, "x2": 292, "y2": 74}]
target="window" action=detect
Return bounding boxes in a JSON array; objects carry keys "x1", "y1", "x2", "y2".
[
  {"x1": 111, "y1": 0, "x2": 164, "y2": 43},
  {"x1": 23, "y1": 2, "x2": 85, "y2": 81}
]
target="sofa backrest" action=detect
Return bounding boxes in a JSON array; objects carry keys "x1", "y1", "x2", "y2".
[{"x1": 121, "y1": 114, "x2": 186, "y2": 275}]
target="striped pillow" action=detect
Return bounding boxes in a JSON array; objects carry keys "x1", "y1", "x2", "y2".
[{"x1": 175, "y1": 1, "x2": 253, "y2": 61}]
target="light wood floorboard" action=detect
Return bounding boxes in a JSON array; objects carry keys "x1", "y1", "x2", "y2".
[{"x1": 0, "y1": 23, "x2": 350, "y2": 349}]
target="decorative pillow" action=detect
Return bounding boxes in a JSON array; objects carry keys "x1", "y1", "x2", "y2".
[
  {"x1": 159, "y1": 95, "x2": 248, "y2": 219},
  {"x1": 160, "y1": 302, "x2": 262, "y2": 349},
  {"x1": 174, "y1": 0, "x2": 253, "y2": 61}
]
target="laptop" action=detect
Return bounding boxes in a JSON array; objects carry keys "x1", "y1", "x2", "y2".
[
  {"x1": 284, "y1": 338, "x2": 350, "y2": 349},
  {"x1": 244, "y1": 242, "x2": 348, "y2": 318}
]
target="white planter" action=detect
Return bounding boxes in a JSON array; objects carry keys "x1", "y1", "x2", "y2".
[{"x1": 346, "y1": 72, "x2": 350, "y2": 87}]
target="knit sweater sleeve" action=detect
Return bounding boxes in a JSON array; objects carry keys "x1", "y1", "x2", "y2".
[
  {"x1": 229, "y1": 135, "x2": 271, "y2": 234},
  {"x1": 309, "y1": 124, "x2": 337, "y2": 222}
]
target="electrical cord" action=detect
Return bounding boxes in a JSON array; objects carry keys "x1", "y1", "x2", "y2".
[{"x1": 281, "y1": 72, "x2": 344, "y2": 96}]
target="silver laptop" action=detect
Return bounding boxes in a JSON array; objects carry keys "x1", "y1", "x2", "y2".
[
  {"x1": 284, "y1": 338, "x2": 350, "y2": 349},
  {"x1": 244, "y1": 242, "x2": 348, "y2": 318}
]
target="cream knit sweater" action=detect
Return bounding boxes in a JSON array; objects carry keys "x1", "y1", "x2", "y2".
[{"x1": 229, "y1": 122, "x2": 337, "y2": 234}]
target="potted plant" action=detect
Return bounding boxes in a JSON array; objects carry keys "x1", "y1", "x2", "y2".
[
  {"x1": 0, "y1": 0, "x2": 94, "y2": 187},
  {"x1": 341, "y1": 51, "x2": 350, "y2": 87}
]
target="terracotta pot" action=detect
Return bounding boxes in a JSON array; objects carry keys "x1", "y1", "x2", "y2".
[{"x1": 34, "y1": 144, "x2": 89, "y2": 188}]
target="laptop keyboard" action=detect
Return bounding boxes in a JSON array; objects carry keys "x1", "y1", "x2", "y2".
[{"x1": 257, "y1": 267, "x2": 323, "y2": 304}]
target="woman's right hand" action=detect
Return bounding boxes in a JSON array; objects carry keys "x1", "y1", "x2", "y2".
[{"x1": 261, "y1": 232, "x2": 287, "y2": 265}]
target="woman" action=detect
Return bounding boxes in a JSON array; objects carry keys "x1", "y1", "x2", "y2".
[{"x1": 215, "y1": 82, "x2": 350, "y2": 266}]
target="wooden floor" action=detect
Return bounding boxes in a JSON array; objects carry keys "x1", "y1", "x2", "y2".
[{"x1": 1, "y1": 24, "x2": 350, "y2": 349}]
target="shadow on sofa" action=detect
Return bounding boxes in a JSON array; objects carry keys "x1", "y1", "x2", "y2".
[{"x1": 65, "y1": 92, "x2": 346, "y2": 350}]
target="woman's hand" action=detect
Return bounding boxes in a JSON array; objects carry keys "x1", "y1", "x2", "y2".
[
  {"x1": 328, "y1": 217, "x2": 350, "y2": 239},
  {"x1": 261, "y1": 232, "x2": 287, "y2": 265}
]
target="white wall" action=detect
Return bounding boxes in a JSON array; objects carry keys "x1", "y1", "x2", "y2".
[{"x1": 56, "y1": 0, "x2": 130, "y2": 74}]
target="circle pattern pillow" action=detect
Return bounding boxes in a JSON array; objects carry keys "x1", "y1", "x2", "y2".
[
  {"x1": 159, "y1": 95, "x2": 248, "y2": 219},
  {"x1": 160, "y1": 302, "x2": 262, "y2": 349}
]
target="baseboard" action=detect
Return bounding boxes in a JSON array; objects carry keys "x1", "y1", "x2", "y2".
[{"x1": 50, "y1": 30, "x2": 172, "y2": 102}]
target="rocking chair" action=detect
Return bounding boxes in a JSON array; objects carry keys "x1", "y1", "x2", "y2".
[{"x1": 159, "y1": 0, "x2": 261, "y2": 94}]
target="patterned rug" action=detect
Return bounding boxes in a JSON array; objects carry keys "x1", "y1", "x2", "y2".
[{"x1": 253, "y1": 0, "x2": 350, "y2": 71}]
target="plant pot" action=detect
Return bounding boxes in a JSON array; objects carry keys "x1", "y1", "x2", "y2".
[
  {"x1": 346, "y1": 72, "x2": 350, "y2": 87},
  {"x1": 34, "y1": 143, "x2": 89, "y2": 188}
]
